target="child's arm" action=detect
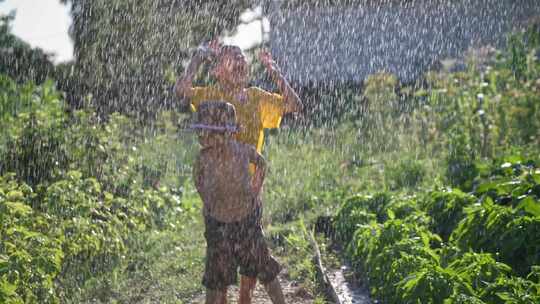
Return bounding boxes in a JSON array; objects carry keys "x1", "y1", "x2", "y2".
[
  {"x1": 248, "y1": 147, "x2": 267, "y2": 196},
  {"x1": 192, "y1": 156, "x2": 203, "y2": 192},
  {"x1": 174, "y1": 40, "x2": 220, "y2": 108},
  {"x1": 259, "y1": 50, "x2": 303, "y2": 114}
]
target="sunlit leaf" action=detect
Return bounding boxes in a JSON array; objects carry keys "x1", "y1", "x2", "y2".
[{"x1": 517, "y1": 196, "x2": 540, "y2": 216}]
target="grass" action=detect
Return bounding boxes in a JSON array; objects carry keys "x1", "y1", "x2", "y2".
[{"x1": 262, "y1": 125, "x2": 446, "y2": 225}]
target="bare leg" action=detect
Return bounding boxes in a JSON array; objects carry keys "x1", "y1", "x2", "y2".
[
  {"x1": 206, "y1": 288, "x2": 227, "y2": 304},
  {"x1": 239, "y1": 275, "x2": 256, "y2": 304},
  {"x1": 263, "y1": 277, "x2": 286, "y2": 304}
]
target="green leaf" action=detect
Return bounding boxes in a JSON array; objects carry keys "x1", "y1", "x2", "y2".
[
  {"x1": 503, "y1": 155, "x2": 524, "y2": 164},
  {"x1": 475, "y1": 182, "x2": 497, "y2": 194},
  {"x1": 517, "y1": 197, "x2": 540, "y2": 216},
  {"x1": 532, "y1": 171, "x2": 540, "y2": 184},
  {"x1": 495, "y1": 292, "x2": 515, "y2": 302},
  {"x1": 387, "y1": 209, "x2": 396, "y2": 220},
  {"x1": 5, "y1": 202, "x2": 32, "y2": 215},
  {"x1": 5, "y1": 190, "x2": 24, "y2": 201},
  {"x1": 0, "y1": 278, "x2": 17, "y2": 296},
  {"x1": 0, "y1": 255, "x2": 8, "y2": 275}
]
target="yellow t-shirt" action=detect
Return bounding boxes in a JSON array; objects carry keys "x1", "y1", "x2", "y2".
[{"x1": 190, "y1": 86, "x2": 285, "y2": 153}]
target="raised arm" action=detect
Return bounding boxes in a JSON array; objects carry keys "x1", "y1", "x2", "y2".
[
  {"x1": 259, "y1": 50, "x2": 303, "y2": 114},
  {"x1": 175, "y1": 41, "x2": 220, "y2": 108}
]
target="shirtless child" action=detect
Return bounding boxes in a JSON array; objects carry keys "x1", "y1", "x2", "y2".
[{"x1": 192, "y1": 102, "x2": 286, "y2": 304}]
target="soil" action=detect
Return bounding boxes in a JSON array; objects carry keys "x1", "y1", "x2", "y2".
[
  {"x1": 189, "y1": 273, "x2": 315, "y2": 303},
  {"x1": 327, "y1": 265, "x2": 372, "y2": 304}
]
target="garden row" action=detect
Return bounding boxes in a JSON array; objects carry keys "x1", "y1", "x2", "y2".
[{"x1": 334, "y1": 157, "x2": 540, "y2": 303}]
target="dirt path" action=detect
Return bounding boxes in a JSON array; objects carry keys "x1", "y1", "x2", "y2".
[
  {"x1": 189, "y1": 273, "x2": 315, "y2": 304},
  {"x1": 327, "y1": 265, "x2": 372, "y2": 304}
]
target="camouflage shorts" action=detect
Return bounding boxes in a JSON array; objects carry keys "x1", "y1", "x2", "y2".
[{"x1": 202, "y1": 207, "x2": 281, "y2": 290}]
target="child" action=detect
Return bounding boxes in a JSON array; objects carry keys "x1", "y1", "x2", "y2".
[
  {"x1": 176, "y1": 41, "x2": 302, "y2": 154},
  {"x1": 176, "y1": 41, "x2": 302, "y2": 303},
  {"x1": 192, "y1": 101, "x2": 286, "y2": 304}
]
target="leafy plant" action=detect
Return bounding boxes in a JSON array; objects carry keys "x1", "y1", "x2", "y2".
[
  {"x1": 397, "y1": 263, "x2": 474, "y2": 304},
  {"x1": 385, "y1": 158, "x2": 426, "y2": 190},
  {"x1": 421, "y1": 189, "x2": 476, "y2": 241}
]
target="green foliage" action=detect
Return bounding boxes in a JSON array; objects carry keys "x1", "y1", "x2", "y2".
[
  {"x1": 0, "y1": 174, "x2": 63, "y2": 304},
  {"x1": 421, "y1": 189, "x2": 476, "y2": 241},
  {"x1": 0, "y1": 75, "x2": 193, "y2": 302},
  {"x1": 445, "y1": 126, "x2": 478, "y2": 191},
  {"x1": 335, "y1": 158, "x2": 540, "y2": 303},
  {"x1": 0, "y1": 76, "x2": 68, "y2": 186},
  {"x1": 0, "y1": 9, "x2": 55, "y2": 84},
  {"x1": 334, "y1": 195, "x2": 377, "y2": 244},
  {"x1": 447, "y1": 252, "x2": 512, "y2": 292},
  {"x1": 450, "y1": 158, "x2": 540, "y2": 276},
  {"x1": 0, "y1": 170, "x2": 185, "y2": 302},
  {"x1": 474, "y1": 157, "x2": 540, "y2": 209},
  {"x1": 384, "y1": 157, "x2": 426, "y2": 190},
  {"x1": 397, "y1": 263, "x2": 474, "y2": 304},
  {"x1": 451, "y1": 197, "x2": 540, "y2": 276}
]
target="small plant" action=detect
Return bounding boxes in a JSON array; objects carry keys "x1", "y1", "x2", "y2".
[
  {"x1": 421, "y1": 189, "x2": 476, "y2": 241},
  {"x1": 385, "y1": 158, "x2": 426, "y2": 190}
]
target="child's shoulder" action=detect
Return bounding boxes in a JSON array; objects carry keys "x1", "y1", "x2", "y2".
[{"x1": 247, "y1": 86, "x2": 271, "y2": 96}]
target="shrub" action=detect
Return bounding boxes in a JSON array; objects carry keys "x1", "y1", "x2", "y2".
[
  {"x1": 421, "y1": 189, "x2": 476, "y2": 241},
  {"x1": 385, "y1": 158, "x2": 426, "y2": 190},
  {"x1": 0, "y1": 77, "x2": 68, "y2": 187},
  {"x1": 451, "y1": 197, "x2": 540, "y2": 276},
  {"x1": 0, "y1": 174, "x2": 63, "y2": 303},
  {"x1": 397, "y1": 263, "x2": 475, "y2": 304}
]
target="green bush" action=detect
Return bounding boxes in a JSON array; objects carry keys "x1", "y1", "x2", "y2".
[
  {"x1": 421, "y1": 189, "x2": 476, "y2": 241},
  {"x1": 473, "y1": 158, "x2": 540, "y2": 210},
  {"x1": 333, "y1": 195, "x2": 377, "y2": 244},
  {"x1": 384, "y1": 196, "x2": 422, "y2": 221},
  {"x1": 0, "y1": 174, "x2": 63, "y2": 303},
  {"x1": 447, "y1": 252, "x2": 512, "y2": 292},
  {"x1": 385, "y1": 158, "x2": 426, "y2": 190},
  {"x1": 445, "y1": 128, "x2": 478, "y2": 191},
  {"x1": 397, "y1": 263, "x2": 474, "y2": 304},
  {"x1": 480, "y1": 275, "x2": 540, "y2": 304},
  {"x1": 0, "y1": 77, "x2": 68, "y2": 187},
  {"x1": 369, "y1": 241, "x2": 439, "y2": 303},
  {"x1": 0, "y1": 75, "x2": 190, "y2": 302},
  {"x1": 451, "y1": 196, "x2": 540, "y2": 276}
]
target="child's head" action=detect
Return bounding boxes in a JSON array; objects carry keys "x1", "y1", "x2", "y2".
[
  {"x1": 211, "y1": 45, "x2": 249, "y2": 88},
  {"x1": 191, "y1": 101, "x2": 239, "y2": 146}
]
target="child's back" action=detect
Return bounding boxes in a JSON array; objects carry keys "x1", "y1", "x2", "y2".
[{"x1": 195, "y1": 139, "x2": 259, "y2": 223}]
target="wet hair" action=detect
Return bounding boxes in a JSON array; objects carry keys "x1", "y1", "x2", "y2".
[
  {"x1": 212, "y1": 45, "x2": 248, "y2": 82},
  {"x1": 218, "y1": 45, "x2": 244, "y2": 61}
]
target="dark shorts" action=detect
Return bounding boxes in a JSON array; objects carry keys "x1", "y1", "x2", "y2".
[{"x1": 202, "y1": 207, "x2": 281, "y2": 290}]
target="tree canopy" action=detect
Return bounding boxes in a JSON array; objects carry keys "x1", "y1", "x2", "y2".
[
  {"x1": 60, "y1": 0, "x2": 254, "y2": 118},
  {"x1": 0, "y1": 3, "x2": 55, "y2": 84}
]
